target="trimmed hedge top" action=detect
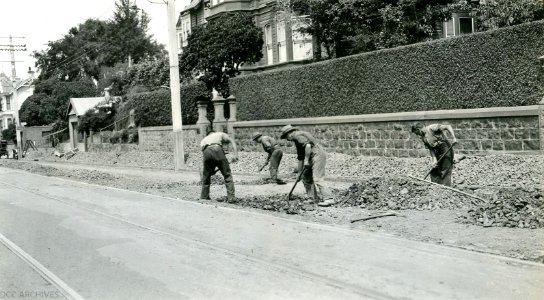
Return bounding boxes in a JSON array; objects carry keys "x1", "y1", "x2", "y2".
[
  {"x1": 231, "y1": 21, "x2": 544, "y2": 121},
  {"x1": 118, "y1": 83, "x2": 209, "y2": 127}
]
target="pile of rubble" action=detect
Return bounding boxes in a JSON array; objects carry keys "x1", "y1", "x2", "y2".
[
  {"x1": 335, "y1": 176, "x2": 475, "y2": 210},
  {"x1": 216, "y1": 194, "x2": 307, "y2": 215},
  {"x1": 459, "y1": 188, "x2": 544, "y2": 229}
]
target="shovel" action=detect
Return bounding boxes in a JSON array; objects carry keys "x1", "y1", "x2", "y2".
[{"x1": 287, "y1": 166, "x2": 305, "y2": 200}]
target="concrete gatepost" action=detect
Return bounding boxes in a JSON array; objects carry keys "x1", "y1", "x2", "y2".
[
  {"x1": 212, "y1": 89, "x2": 227, "y2": 133},
  {"x1": 539, "y1": 96, "x2": 544, "y2": 152},
  {"x1": 226, "y1": 94, "x2": 237, "y2": 139},
  {"x1": 196, "y1": 99, "x2": 211, "y2": 138}
]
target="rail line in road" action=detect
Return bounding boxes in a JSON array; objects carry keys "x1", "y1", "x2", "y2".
[
  {"x1": 0, "y1": 179, "x2": 394, "y2": 300},
  {"x1": 0, "y1": 232, "x2": 84, "y2": 300}
]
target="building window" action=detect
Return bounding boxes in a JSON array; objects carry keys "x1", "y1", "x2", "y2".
[
  {"x1": 178, "y1": 32, "x2": 184, "y2": 49},
  {"x1": 276, "y1": 21, "x2": 287, "y2": 63},
  {"x1": 6, "y1": 96, "x2": 11, "y2": 111},
  {"x1": 444, "y1": 13, "x2": 474, "y2": 38},
  {"x1": 459, "y1": 17, "x2": 474, "y2": 35},
  {"x1": 264, "y1": 24, "x2": 273, "y2": 65},
  {"x1": 291, "y1": 17, "x2": 313, "y2": 61}
]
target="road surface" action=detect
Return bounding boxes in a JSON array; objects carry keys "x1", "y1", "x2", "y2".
[{"x1": 0, "y1": 167, "x2": 542, "y2": 299}]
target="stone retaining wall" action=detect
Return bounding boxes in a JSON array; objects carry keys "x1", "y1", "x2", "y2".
[
  {"x1": 234, "y1": 105, "x2": 543, "y2": 157},
  {"x1": 138, "y1": 125, "x2": 201, "y2": 152},
  {"x1": 97, "y1": 104, "x2": 544, "y2": 158}
]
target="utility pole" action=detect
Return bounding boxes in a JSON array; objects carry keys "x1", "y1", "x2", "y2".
[
  {"x1": 0, "y1": 36, "x2": 26, "y2": 158},
  {"x1": 166, "y1": 0, "x2": 185, "y2": 171}
]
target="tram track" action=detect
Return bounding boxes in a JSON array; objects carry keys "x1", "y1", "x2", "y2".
[{"x1": 0, "y1": 179, "x2": 394, "y2": 300}]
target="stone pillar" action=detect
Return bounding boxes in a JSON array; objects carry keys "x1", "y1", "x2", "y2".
[
  {"x1": 212, "y1": 89, "x2": 227, "y2": 133},
  {"x1": 89, "y1": 130, "x2": 94, "y2": 144},
  {"x1": 226, "y1": 94, "x2": 237, "y2": 139},
  {"x1": 129, "y1": 109, "x2": 136, "y2": 128},
  {"x1": 196, "y1": 99, "x2": 211, "y2": 138},
  {"x1": 285, "y1": 21, "x2": 294, "y2": 62},
  {"x1": 539, "y1": 97, "x2": 544, "y2": 151}
]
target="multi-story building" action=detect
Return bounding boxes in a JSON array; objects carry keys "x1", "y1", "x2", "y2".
[
  {"x1": 0, "y1": 70, "x2": 35, "y2": 133},
  {"x1": 176, "y1": 1, "x2": 479, "y2": 74},
  {"x1": 176, "y1": 0, "x2": 315, "y2": 73}
]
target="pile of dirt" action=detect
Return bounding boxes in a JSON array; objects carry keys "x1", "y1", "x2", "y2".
[
  {"x1": 216, "y1": 194, "x2": 308, "y2": 215},
  {"x1": 335, "y1": 176, "x2": 475, "y2": 210},
  {"x1": 459, "y1": 188, "x2": 544, "y2": 229}
]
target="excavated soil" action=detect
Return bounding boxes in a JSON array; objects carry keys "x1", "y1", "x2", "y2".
[{"x1": 3, "y1": 151, "x2": 544, "y2": 263}]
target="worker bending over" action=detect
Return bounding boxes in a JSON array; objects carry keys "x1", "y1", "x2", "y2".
[
  {"x1": 411, "y1": 123, "x2": 458, "y2": 186},
  {"x1": 280, "y1": 125, "x2": 335, "y2": 207},
  {"x1": 200, "y1": 130, "x2": 239, "y2": 203},
  {"x1": 252, "y1": 132, "x2": 286, "y2": 185}
]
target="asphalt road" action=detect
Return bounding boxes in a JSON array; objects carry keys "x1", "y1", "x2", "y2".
[{"x1": 0, "y1": 167, "x2": 543, "y2": 299}]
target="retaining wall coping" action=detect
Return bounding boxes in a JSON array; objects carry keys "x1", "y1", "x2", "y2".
[
  {"x1": 234, "y1": 105, "x2": 541, "y2": 128},
  {"x1": 139, "y1": 125, "x2": 200, "y2": 131}
]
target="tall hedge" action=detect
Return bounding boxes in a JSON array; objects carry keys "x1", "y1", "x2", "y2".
[
  {"x1": 231, "y1": 21, "x2": 544, "y2": 121},
  {"x1": 119, "y1": 83, "x2": 209, "y2": 127}
]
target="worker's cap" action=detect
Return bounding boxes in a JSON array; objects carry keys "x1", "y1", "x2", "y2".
[
  {"x1": 252, "y1": 132, "x2": 263, "y2": 141},
  {"x1": 280, "y1": 125, "x2": 297, "y2": 139}
]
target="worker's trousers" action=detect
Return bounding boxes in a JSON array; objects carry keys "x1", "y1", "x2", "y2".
[
  {"x1": 301, "y1": 145, "x2": 331, "y2": 201},
  {"x1": 200, "y1": 145, "x2": 235, "y2": 201},
  {"x1": 269, "y1": 148, "x2": 283, "y2": 180},
  {"x1": 430, "y1": 142, "x2": 454, "y2": 187}
]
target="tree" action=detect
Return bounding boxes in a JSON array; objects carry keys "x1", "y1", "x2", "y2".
[
  {"x1": 20, "y1": 78, "x2": 98, "y2": 126},
  {"x1": 291, "y1": 0, "x2": 458, "y2": 57},
  {"x1": 1, "y1": 124, "x2": 16, "y2": 144},
  {"x1": 180, "y1": 12, "x2": 264, "y2": 96},
  {"x1": 468, "y1": 0, "x2": 544, "y2": 31},
  {"x1": 34, "y1": 0, "x2": 164, "y2": 82},
  {"x1": 105, "y1": 0, "x2": 164, "y2": 67},
  {"x1": 291, "y1": 0, "x2": 370, "y2": 58},
  {"x1": 34, "y1": 19, "x2": 109, "y2": 81}
]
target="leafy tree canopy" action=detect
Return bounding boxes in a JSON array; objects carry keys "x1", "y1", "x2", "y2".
[
  {"x1": 466, "y1": 0, "x2": 544, "y2": 31},
  {"x1": 104, "y1": 0, "x2": 164, "y2": 67},
  {"x1": 34, "y1": 0, "x2": 164, "y2": 82},
  {"x1": 1, "y1": 124, "x2": 16, "y2": 144},
  {"x1": 20, "y1": 78, "x2": 98, "y2": 126},
  {"x1": 180, "y1": 12, "x2": 264, "y2": 96},
  {"x1": 291, "y1": 0, "x2": 458, "y2": 58}
]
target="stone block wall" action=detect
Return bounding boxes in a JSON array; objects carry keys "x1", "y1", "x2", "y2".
[
  {"x1": 234, "y1": 105, "x2": 543, "y2": 157},
  {"x1": 138, "y1": 125, "x2": 201, "y2": 152}
]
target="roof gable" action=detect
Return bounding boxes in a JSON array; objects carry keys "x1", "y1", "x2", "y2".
[{"x1": 67, "y1": 97, "x2": 106, "y2": 117}]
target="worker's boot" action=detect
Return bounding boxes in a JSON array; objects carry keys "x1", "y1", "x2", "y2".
[
  {"x1": 225, "y1": 181, "x2": 236, "y2": 203},
  {"x1": 303, "y1": 183, "x2": 316, "y2": 203},
  {"x1": 270, "y1": 168, "x2": 286, "y2": 185},
  {"x1": 200, "y1": 184, "x2": 211, "y2": 200}
]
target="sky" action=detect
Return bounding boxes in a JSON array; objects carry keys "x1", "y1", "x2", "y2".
[{"x1": 0, "y1": 0, "x2": 190, "y2": 79}]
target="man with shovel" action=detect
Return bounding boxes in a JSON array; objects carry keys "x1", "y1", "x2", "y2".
[
  {"x1": 411, "y1": 123, "x2": 458, "y2": 186},
  {"x1": 200, "y1": 130, "x2": 239, "y2": 203},
  {"x1": 280, "y1": 125, "x2": 335, "y2": 206},
  {"x1": 252, "y1": 132, "x2": 286, "y2": 185}
]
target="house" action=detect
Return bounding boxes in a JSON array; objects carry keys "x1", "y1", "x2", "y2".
[
  {"x1": 0, "y1": 69, "x2": 35, "y2": 132},
  {"x1": 177, "y1": 0, "x2": 315, "y2": 73},
  {"x1": 176, "y1": 1, "x2": 481, "y2": 75},
  {"x1": 66, "y1": 90, "x2": 119, "y2": 151}
]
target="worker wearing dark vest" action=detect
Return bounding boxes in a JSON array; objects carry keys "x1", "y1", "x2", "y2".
[
  {"x1": 280, "y1": 125, "x2": 335, "y2": 207},
  {"x1": 411, "y1": 123, "x2": 458, "y2": 186},
  {"x1": 252, "y1": 132, "x2": 286, "y2": 185}
]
